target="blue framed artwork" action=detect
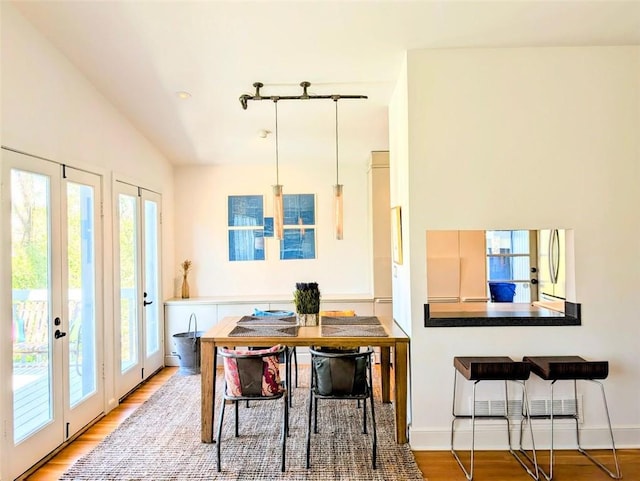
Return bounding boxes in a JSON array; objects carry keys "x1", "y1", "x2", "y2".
[
  {"x1": 284, "y1": 194, "x2": 315, "y2": 226},
  {"x1": 229, "y1": 230, "x2": 265, "y2": 261},
  {"x1": 263, "y1": 217, "x2": 274, "y2": 237},
  {"x1": 279, "y1": 194, "x2": 316, "y2": 260},
  {"x1": 228, "y1": 195, "x2": 265, "y2": 261},
  {"x1": 280, "y1": 228, "x2": 316, "y2": 260},
  {"x1": 228, "y1": 195, "x2": 264, "y2": 227}
]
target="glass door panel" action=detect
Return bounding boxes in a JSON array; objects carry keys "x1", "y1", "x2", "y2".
[
  {"x1": 11, "y1": 169, "x2": 54, "y2": 443},
  {"x1": 144, "y1": 198, "x2": 160, "y2": 356},
  {"x1": 66, "y1": 181, "x2": 97, "y2": 407},
  {"x1": 118, "y1": 193, "x2": 139, "y2": 373}
]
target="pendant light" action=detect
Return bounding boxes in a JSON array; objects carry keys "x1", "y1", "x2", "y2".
[
  {"x1": 272, "y1": 98, "x2": 284, "y2": 240},
  {"x1": 333, "y1": 97, "x2": 344, "y2": 240}
]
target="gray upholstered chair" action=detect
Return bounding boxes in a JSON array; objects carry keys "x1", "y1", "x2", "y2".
[
  {"x1": 217, "y1": 345, "x2": 288, "y2": 472},
  {"x1": 306, "y1": 347, "x2": 377, "y2": 469}
]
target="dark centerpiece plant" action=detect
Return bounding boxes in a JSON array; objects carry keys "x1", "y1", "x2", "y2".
[{"x1": 293, "y1": 282, "x2": 321, "y2": 326}]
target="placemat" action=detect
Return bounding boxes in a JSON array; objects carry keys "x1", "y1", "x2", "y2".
[
  {"x1": 237, "y1": 315, "x2": 298, "y2": 326},
  {"x1": 321, "y1": 315, "x2": 381, "y2": 326},
  {"x1": 321, "y1": 324, "x2": 388, "y2": 337},
  {"x1": 229, "y1": 325, "x2": 299, "y2": 337}
]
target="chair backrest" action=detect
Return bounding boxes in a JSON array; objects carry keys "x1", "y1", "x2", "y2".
[
  {"x1": 220, "y1": 345, "x2": 285, "y2": 398},
  {"x1": 310, "y1": 347, "x2": 373, "y2": 396}
]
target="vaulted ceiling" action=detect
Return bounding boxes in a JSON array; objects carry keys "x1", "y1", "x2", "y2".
[{"x1": 11, "y1": 1, "x2": 640, "y2": 167}]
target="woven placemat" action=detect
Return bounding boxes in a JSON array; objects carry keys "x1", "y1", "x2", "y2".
[
  {"x1": 321, "y1": 315, "x2": 381, "y2": 326},
  {"x1": 229, "y1": 325, "x2": 299, "y2": 337},
  {"x1": 237, "y1": 315, "x2": 297, "y2": 326},
  {"x1": 321, "y1": 324, "x2": 388, "y2": 337}
]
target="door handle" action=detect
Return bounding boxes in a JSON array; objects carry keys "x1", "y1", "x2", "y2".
[
  {"x1": 55, "y1": 329, "x2": 67, "y2": 339},
  {"x1": 143, "y1": 291, "x2": 153, "y2": 306}
]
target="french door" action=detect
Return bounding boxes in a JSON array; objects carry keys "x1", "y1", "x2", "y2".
[
  {"x1": 1, "y1": 149, "x2": 103, "y2": 480},
  {"x1": 114, "y1": 181, "x2": 163, "y2": 399}
]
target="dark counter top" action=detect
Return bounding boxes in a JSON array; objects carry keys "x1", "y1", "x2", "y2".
[{"x1": 424, "y1": 301, "x2": 581, "y2": 327}]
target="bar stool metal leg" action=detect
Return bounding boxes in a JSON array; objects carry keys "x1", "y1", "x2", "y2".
[
  {"x1": 522, "y1": 356, "x2": 622, "y2": 480},
  {"x1": 576, "y1": 379, "x2": 622, "y2": 479},
  {"x1": 452, "y1": 366, "x2": 539, "y2": 481},
  {"x1": 451, "y1": 368, "x2": 475, "y2": 480}
]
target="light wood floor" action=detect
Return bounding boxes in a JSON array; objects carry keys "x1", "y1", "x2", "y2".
[{"x1": 25, "y1": 366, "x2": 639, "y2": 481}]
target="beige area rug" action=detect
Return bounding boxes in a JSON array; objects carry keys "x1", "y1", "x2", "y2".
[{"x1": 60, "y1": 370, "x2": 424, "y2": 480}]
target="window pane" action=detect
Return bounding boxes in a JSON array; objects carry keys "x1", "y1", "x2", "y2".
[
  {"x1": 11, "y1": 169, "x2": 53, "y2": 442},
  {"x1": 486, "y1": 230, "x2": 529, "y2": 255},
  {"x1": 144, "y1": 199, "x2": 160, "y2": 355},
  {"x1": 487, "y1": 256, "x2": 530, "y2": 281},
  {"x1": 67, "y1": 182, "x2": 97, "y2": 407},
  {"x1": 119, "y1": 194, "x2": 138, "y2": 372}
]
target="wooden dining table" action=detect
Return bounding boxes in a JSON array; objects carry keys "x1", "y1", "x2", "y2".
[{"x1": 200, "y1": 315, "x2": 410, "y2": 444}]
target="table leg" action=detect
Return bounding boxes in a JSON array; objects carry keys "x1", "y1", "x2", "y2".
[
  {"x1": 380, "y1": 346, "x2": 391, "y2": 403},
  {"x1": 394, "y1": 341, "x2": 408, "y2": 444},
  {"x1": 201, "y1": 343, "x2": 217, "y2": 443}
]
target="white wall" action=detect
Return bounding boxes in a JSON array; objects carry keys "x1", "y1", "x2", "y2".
[
  {"x1": 397, "y1": 46, "x2": 640, "y2": 449},
  {"x1": 1, "y1": 5, "x2": 175, "y2": 475},
  {"x1": 173, "y1": 160, "x2": 373, "y2": 299}
]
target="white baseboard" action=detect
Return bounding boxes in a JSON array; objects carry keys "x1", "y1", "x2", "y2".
[{"x1": 408, "y1": 424, "x2": 640, "y2": 450}]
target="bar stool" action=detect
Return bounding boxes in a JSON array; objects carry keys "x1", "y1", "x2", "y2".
[
  {"x1": 451, "y1": 356, "x2": 539, "y2": 481},
  {"x1": 522, "y1": 356, "x2": 622, "y2": 480}
]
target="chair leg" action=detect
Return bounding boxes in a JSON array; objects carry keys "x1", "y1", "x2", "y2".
[
  {"x1": 576, "y1": 380, "x2": 622, "y2": 479},
  {"x1": 293, "y1": 347, "x2": 298, "y2": 387},
  {"x1": 216, "y1": 398, "x2": 226, "y2": 472},
  {"x1": 314, "y1": 396, "x2": 319, "y2": 433},
  {"x1": 306, "y1": 390, "x2": 314, "y2": 468},
  {"x1": 362, "y1": 397, "x2": 368, "y2": 434},
  {"x1": 281, "y1": 393, "x2": 287, "y2": 472},
  {"x1": 369, "y1": 387, "x2": 378, "y2": 469},
  {"x1": 234, "y1": 400, "x2": 239, "y2": 437}
]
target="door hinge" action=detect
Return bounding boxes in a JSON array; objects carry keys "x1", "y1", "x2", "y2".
[
  {"x1": 100, "y1": 201, "x2": 104, "y2": 218},
  {"x1": 3, "y1": 419, "x2": 8, "y2": 440}
]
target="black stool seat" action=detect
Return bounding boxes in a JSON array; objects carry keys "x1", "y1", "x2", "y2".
[
  {"x1": 454, "y1": 356, "x2": 531, "y2": 381},
  {"x1": 523, "y1": 356, "x2": 608, "y2": 380}
]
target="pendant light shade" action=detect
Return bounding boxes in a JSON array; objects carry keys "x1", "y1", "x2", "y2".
[
  {"x1": 272, "y1": 99, "x2": 284, "y2": 240},
  {"x1": 333, "y1": 184, "x2": 343, "y2": 240},
  {"x1": 273, "y1": 184, "x2": 284, "y2": 240},
  {"x1": 333, "y1": 98, "x2": 343, "y2": 240}
]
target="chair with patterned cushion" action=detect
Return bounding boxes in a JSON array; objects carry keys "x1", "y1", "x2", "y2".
[
  {"x1": 306, "y1": 347, "x2": 377, "y2": 469},
  {"x1": 249, "y1": 309, "x2": 298, "y2": 401},
  {"x1": 216, "y1": 345, "x2": 288, "y2": 472}
]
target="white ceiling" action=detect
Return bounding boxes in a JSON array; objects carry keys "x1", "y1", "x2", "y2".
[{"x1": 11, "y1": 1, "x2": 640, "y2": 167}]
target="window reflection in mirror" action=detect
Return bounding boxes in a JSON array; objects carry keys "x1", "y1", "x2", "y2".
[{"x1": 426, "y1": 229, "x2": 568, "y2": 307}]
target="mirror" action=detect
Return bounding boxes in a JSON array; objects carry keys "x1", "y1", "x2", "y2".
[{"x1": 426, "y1": 229, "x2": 570, "y2": 311}]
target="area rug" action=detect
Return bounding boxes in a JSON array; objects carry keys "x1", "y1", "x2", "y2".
[{"x1": 60, "y1": 370, "x2": 424, "y2": 480}]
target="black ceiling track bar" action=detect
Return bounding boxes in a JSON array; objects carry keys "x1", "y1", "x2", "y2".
[{"x1": 239, "y1": 81, "x2": 367, "y2": 110}]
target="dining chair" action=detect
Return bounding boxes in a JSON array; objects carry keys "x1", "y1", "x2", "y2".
[
  {"x1": 306, "y1": 347, "x2": 377, "y2": 469},
  {"x1": 249, "y1": 309, "x2": 298, "y2": 398},
  {"x1": 217, "y1": 345, "x2": 288, "y2": 472}
]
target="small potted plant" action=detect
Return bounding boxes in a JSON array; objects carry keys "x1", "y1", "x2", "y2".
[{"x1": 293, "y1": 282, "x2": 321, "y2": 326}]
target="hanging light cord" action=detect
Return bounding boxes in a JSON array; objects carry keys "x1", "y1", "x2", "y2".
[
  {"x1": 274, "y1": 99, "x2": 280, "y2": 185},
  {"x1": 334, "y1": 98, "x2": 339, "y2": 185}
]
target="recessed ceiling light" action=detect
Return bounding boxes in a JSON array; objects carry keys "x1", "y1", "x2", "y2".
[{"x1": 176, "y1": 91, "x2": 191, "y2": 100}]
